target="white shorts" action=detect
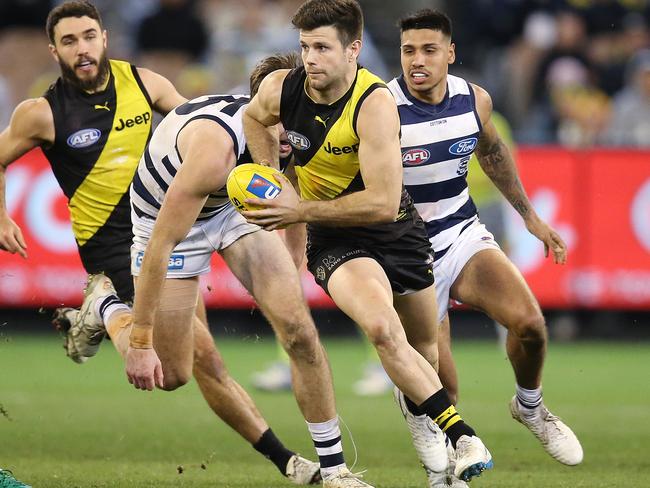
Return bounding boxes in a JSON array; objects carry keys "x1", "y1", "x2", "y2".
[
  {"x1": 432, "y1": 220, "x2": 502, "y2": 323},
  {"x1": 131, "y1": 205, "x2": 259, "y2": 278}
]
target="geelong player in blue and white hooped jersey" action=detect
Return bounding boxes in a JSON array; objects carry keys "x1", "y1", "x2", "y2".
[
  {"x1": 388, "y1": 9, "x2": 583, "y2": 488},
  {"x1": 125, "y1": 54, "x2": 346, "y2": 485}
]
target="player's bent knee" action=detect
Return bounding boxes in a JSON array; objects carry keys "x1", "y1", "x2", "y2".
[
  {"x1": 159, "y1": 369, "x2": 192, "y2": 391},
  {"x1": 511, "y1": 310, "x2": 547, "y2": 345},
  {"x1": 280, "y1": 322, "x2": 320, "y2": 362},
  {"x1": 364, "y1": 317, "x2": 398, "y2": 353}
]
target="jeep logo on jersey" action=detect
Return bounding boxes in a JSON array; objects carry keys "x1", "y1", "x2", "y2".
[
  {"x1": 114, "y1": 112, "x2": 151, "y2": 131},
  {"x1": 402, "y1": 148, "x2": 430, "y2": 166},
  {"x1": 449, "y1": 137, "x2": 478, "y2": 155},
  {"x1": 247, "y1": 174, "x2": 281, "y2": 199},
  {"x1": 66, "y1": 128, "x2": 101, "y2": 148},
  {"x1": 286, "y1": 131, "x2": 310, "y2": 150},
  {"x1": 323, "y1": 141, "x2": 359, "y2": 155}
]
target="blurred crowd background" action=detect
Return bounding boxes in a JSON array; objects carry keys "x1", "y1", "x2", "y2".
[{"x1": 1, "y1": 0, "x2": 649, "y2": 147}]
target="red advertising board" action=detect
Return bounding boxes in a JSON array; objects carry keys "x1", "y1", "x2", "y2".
[
  {"x1": 505, "y1": 148, "x2": 650, "y2": 309},
  {"x1": 1, "y1": 148, "x2": 648, "y2": 309},
  {"x1": 572, "y1": 150, "x2": 650, "y2": 308}
]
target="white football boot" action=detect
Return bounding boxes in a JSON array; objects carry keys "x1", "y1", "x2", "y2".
[
  {"x1": 425, "y1": 467, "x2": 469, "y2": 488},
  {"x1": 425, "y1": 441, "x2": 469, "y2": 488},
  {"x1": 322, "y1": 467, "x2": 374, "y2": 488},
  {"x1": 510, "y1": 396, "x2": 583, "y2": 465},
  {"x1": 393, "y1": 387, "x2": 448, "y2": 473},
  {"x1": 285, "y1": 454, "x2": 321, "y2": 485},
  {"x1": 52, "y1": 307, "x2": 80, "y2": 359},
  {"x1": 453, "y1": 435, "x2": 493, "y2": 482},
  {"x1": 63, "y1": 274, "x2": 114, "y2": 363}
]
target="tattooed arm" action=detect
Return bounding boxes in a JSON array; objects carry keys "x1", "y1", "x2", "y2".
[{"x1": 471, "y1": 83, "x2": 567, "y2": 264}]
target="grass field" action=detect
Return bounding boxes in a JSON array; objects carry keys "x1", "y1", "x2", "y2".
[{"x1": 1, "y1": 333, "x2": 648, "y2": 488}]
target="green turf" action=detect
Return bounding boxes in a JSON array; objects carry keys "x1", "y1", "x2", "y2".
[{"x1": 1, "y1": 334, "x2": 648, "y2": 487}]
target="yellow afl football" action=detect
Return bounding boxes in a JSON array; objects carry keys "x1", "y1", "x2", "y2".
[{"x1": 226, "y1": 163, "x2": 283, "y2": 212}]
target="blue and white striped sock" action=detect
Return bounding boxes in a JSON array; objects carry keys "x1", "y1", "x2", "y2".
[
  {"x1": 95, "y1": 295, "x2": 130, "y2": 325},
  {"x1": 307, "y1": 417, "x2": 346, "y2": 477},
  {"x1": 516, "y1": 384, "x2": 543, "y2": 410}
]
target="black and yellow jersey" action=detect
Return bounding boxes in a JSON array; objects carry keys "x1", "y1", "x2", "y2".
[
  {"x1": 279, "y1": 66, "x2": 420, "y2": 243},
  {"x1": 43, "y1": 59, "x2": 152, "y2": 270}
]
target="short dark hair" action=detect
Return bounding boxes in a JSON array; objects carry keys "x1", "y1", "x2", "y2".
[
  {"x1": 398, "y1": 9, "x2": 452, "y2": 39},
  {"x1": 249, "y1": 52, "x2": 302, "y2": 96},
  {"x1": 292, "y1": 0, "x2": 363, "y2": 46},
  {"x1": 46, "y1": 0, "x2": 103, "y2": 44}
]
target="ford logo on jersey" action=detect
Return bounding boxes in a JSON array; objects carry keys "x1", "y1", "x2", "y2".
[
  {"x1": 247, "y1": 174, "x2": 281, "y2": 199},
  {"x1": 286, "y1": 131, "x2": 311, "y2": 150},
  {"x1": 449, "y1": 137, "x2": 477, "y2": 155},
  {"x1": 135, "y1": 251, "x2": 185, "y2": 270},
  {"x1": 66, "y1": 128, "x2": 101, "y2": 148},
  {"x1": 402, "y1": 148, "x2": 430, "y2": 166}
]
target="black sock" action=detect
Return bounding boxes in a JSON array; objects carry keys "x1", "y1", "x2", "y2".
[
  {"x1": 253, "y1": 428, "x2": 295, "y2": 475},
  {"x1": 419, "y1": 389, "x2": 476, "y2": 448},
  {"x1": 404, "y1": 395, "x2": 422, "y2": 415}
]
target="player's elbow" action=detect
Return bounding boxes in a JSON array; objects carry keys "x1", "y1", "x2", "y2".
[
  {"x1": 374, "y1": 197, "x2": 400, "y2": 223},
  {"x1": 243, "y1": 107, "x2": 264, "y2": 129}
]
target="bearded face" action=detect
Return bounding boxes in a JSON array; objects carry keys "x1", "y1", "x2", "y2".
[
  {"x1": 59, "y1": 50, "x2": 110, "y2": 92},
  {"x1": 50, "y1": 16, "x2": 110, "y2": 93}
]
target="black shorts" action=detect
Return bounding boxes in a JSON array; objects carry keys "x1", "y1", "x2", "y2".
[
  {"x1": 306, "y1": 221, "x2": 434, "y2": 295},
  {"x1": 78, "y1": 235, "x2": 134, "y2": 303}
]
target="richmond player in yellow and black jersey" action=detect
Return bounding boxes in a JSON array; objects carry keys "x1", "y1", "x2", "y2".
[
  {"x1": 42, "y1": 58, "x2": 156, "y2": 298},
  {"x1": 243, "y1": 1, "x2": 493, "y2": 484},
  {"x1": 0, "y1": 18, "x2": 184, "y2": 301}
]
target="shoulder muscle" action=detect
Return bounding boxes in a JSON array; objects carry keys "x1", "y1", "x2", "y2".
[
  {"x1": 356, "y1": 87, "x2": 399, "y2": 141},
  {"x1": 470, "y1": 83, "x2": 493, "y2": 126},
  {"x1": 247, "y1": 69, "x2": 290, "y2": 124},
  {"x1": 136, "y1": 67, "x2": 187, "y2": 115},
  {"x1": 0, "y1": 97, "x2": 54, "y2": 167}
]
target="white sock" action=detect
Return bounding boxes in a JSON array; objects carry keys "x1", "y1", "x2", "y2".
[
  {"x1": 516, "y1": 384, "x2": 543, "y2": 411},
  {"x1": 94, "y1": 295, "x2": 130, "y2": 325},
  {"x1": 307, "y1": 417, "x2": 346, "y2": 477}
]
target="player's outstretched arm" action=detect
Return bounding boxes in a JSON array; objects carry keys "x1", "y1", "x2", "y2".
[
  {"x1": 472, "y1": 83, "x2": 567, "y2": 264},
  {"x1": 0, "y1": 98, "x2": 54, "y2": 258},
  {"x1": 127, "y1": 120, "x2": 237, "y2": 390},
  {"x1": 137, "y1": 67, "x2": 188, "y2": 115},
  {"x1": 243, "y1": 69, "x2": 287, "y2": 168}
]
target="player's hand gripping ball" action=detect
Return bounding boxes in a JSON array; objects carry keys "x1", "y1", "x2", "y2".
[{"x1": 226, "y1": 163, "x2": 283, "y2": 212}]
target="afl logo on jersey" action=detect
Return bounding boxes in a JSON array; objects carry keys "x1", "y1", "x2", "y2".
[
  {"x1": 67, "y1": 128, "x2": 101, "y2": 148},
  {"x1": 402, "y1": 148, "x2": 430, "y2": 166},
  {"x1": 286, "y1": 131, "x2": 311, "y2": 150},
  {"x1": 449, "y1": 137, "x2": 477, "y2": 155}
]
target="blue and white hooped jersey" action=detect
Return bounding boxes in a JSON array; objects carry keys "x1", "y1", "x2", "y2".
[
  {"x1": 388, "y1": 74, "x2": 482, "y2": 262},
  {"x1": 130, "y1": 94, "x2": 249, "y2": 223}
]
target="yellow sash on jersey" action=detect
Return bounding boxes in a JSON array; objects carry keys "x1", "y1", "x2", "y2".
[
  {"x1": 68, "y1": 60, "x2": 152, "y2": 245},
  {"x1": 295, "y1": 68, "x2": 385, "y2": 201}
]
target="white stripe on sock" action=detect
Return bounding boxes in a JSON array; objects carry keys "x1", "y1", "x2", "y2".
[{"x1": 516, "y1": 384, "x2": 542, "y2": 409}]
